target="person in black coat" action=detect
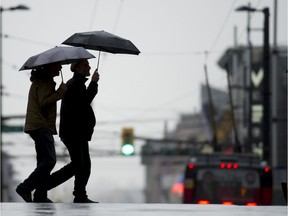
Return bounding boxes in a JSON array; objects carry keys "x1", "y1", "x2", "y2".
[
  {"x1": 43, "y1": 59, "x2": 100, "y2": 203},
  {"x1": 59, "y1": 60, "x2": 98, "y2": 142},
  {"x1": 60, "y1": 59, "x2": 99, "y2": 203}
]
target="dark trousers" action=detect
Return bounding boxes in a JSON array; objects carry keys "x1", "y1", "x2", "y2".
[
  {"x1": 18, "y1": 128, "x2": 56, "y2": 199},
  {"x1": 45, "y1": 138, "x2": 91, "y2": 198}
]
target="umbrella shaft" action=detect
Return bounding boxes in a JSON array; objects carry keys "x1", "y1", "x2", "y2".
[
  {"x1": 97, "y1": 51, "x2": 101, "y2": 70},
  {"x1": 60, "y1": 70, "x2": 64, "y2": 82}
]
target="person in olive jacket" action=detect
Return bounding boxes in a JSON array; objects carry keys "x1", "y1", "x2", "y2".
[
  {"x1": 16, "y1": 62, "x2": 67, "y2": 202},
  {"x1": 43, "y1": 59, "x2": 99, "y2": 203}
]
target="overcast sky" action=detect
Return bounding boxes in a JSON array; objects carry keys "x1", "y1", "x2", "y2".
[{"x1": 2, "y1": 0, "x2": 287, "y2": 143}]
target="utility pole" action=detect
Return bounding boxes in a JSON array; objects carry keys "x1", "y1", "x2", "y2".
[
  {"x1": 262, "y1": 8, "x2": 271, "y2": 163},
  {"x1": 246, "y1": 3, "x2": 253, "y2": 154},
  {"x1": 225, "y1": 64, "x2": 241, "y2": 152},
  {"x1": 235, "y1": 5, "x2": 271, "y2": 163},
  {"x1": 271, "y1": 0, "x2": 278, "y2": 168},
  {"x1": 203, "y1": 61, "x2": 218, "y2": 152}
]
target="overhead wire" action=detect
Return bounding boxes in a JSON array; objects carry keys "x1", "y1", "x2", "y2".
[
  {"x1": 96, "y1": 1, "x2": 237, "y2": 131},
  {"x1": 203, "y1": 0, "x2": 237, "y2": 88},
  {"x1": 198, "y1": 0, "x2": 238, "y2": 145},
  {"x1": 141, "y1": 50, "x2": 222, "y2": 57},
  {"x1": 93, "y1": 89, "x2": 202, "y2": 139},
  {"x1": 3, "y1": 1, "x2": 249, "y2": 140},
  {"x1": 107, "y1": 89, "x2": 200, "y2": 124},
  {"x1": 112, "y1": 0, "x2": 124, "y2": 33},
  {"x1": 96, "y1": 117, "x2": 178, "y2": 126},
  {"x1": 2, "y1": 33, "x2": 55, "y2": 47},
  {"x1": 92, "y1": 0, "x2": 199, "y2": 127},
  {"x1": 201, "y1": 0, "x2": 238, "y2": 93},
  {"x1": 89, "y1": 0, "x2": 98, "y2": 30},
  {"x1": 207, "y1": 0, "x2": 238, "y2": 57}
]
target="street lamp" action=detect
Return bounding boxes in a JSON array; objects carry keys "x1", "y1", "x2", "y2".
[
  {"x1": 0, "y1": 4, "x2": 29, "y2": 12},
  {"x1": 236, "y1": 6, "x2": 259, "y2": 12},
  {"x1": 235, "y1": 5, "x2": 270, "y2": 163},
  {"x1": 0, "y1": 4, "x2": 29, "y2": 202}
]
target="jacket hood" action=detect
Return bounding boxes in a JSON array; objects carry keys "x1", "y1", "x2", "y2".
[{"x1": 30, "y1": 68, "x2": 52, "y2": 82}]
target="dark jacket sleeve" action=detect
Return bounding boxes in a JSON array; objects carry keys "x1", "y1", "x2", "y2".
[
  {"x1": 59, "y1": 79, "x2": 98, "y2": 141},
  {"x1": 86, "y1": 81, "x2": 98, "y2": 104}
]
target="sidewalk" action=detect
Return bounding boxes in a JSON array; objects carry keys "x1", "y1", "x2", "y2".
[{"x1": 1, "y1": 203, "x2": 287, "y2": 216}]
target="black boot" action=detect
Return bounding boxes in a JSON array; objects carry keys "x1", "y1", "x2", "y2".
[
  {"x1": 16, "y1": 185, "x2": 32, "y2": 202},
  {"x1": 33, "y1": 189, "x2": 54, "y2": 203},
  {"x1": 74, "y1": 197, "x2": 98, "y2": 203}
]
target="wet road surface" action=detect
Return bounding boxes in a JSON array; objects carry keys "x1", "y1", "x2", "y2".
[{"x1": 1, "y1": 203, "x2": 287, "y2": 216}]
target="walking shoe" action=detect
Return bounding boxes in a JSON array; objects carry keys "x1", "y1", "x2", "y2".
[
  {"x1": 33, "y1": 198, "x2": 54, "y2": 203},
  {"x1": 16, "y1": 185, "x2": 32, "y2": 202},
  {"x1": 73, "y1": 197, "x2": 98, "y2": 203}
]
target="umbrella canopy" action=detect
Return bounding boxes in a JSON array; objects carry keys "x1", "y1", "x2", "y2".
[
  {"x1": 19, "y1": 46, "x2": 95, "y2": 71},
  {"x1": 62, "y1": 30, "x2": 140, "y2": 70},
  {"x1": 62, "y1": 30, "x2": 140, "y2": 55}
]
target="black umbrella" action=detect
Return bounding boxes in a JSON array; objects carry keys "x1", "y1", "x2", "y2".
[
  {"x1": 19, "y1": 46, "x2": 95, "y2": 70},
  {"x1": 62, "y1": 30, "x2": 140, "y2": 70},
  {"x1": 19, "y1": 46, "x2": 95, "y2": 81}
]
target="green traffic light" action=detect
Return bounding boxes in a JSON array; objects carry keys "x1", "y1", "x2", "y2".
[{"x1": 121, "y1": 144, "x2": 135, "y2": 156}]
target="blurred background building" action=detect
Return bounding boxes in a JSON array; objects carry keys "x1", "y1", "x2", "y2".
[{"x1": 141, "y1": 45, "x2": 287, "y2": 204}]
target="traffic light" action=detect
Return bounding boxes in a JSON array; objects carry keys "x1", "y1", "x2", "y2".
[{"x1": 121, "y1": 127, "x2": 135, "y2": 156}]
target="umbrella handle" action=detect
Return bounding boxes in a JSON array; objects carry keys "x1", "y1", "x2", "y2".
[
  {"x1": 97, "y1": 50, "x2": 101, "y2": 71},
  {"x1": 60, "y1": 70, "x2": 64, "y2": 82}
]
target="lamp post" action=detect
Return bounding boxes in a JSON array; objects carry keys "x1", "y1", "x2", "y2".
[
  {"x1": 0, "y1": 4, "x2": 29, "y2": 12},
  {"x1": 235, "y1": 5, "x2": 271, "y2": 163},
  {"x1": 0, "y1": 4, "x2": 29, "y2": 202}
]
